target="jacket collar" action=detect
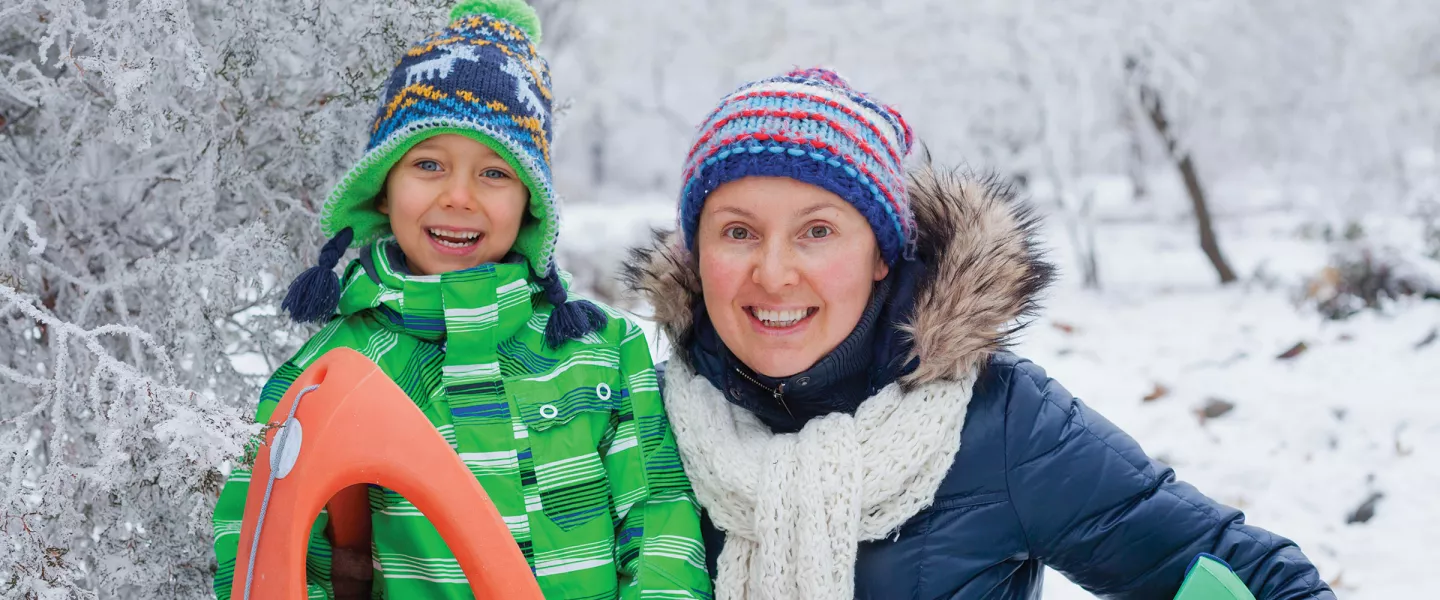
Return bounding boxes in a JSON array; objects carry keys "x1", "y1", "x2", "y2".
[{"x1": 337, "y1": 239, "x2": 537, "y2": 345}]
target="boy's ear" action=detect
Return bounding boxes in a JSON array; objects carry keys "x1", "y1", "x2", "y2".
[{"x1": 375, "y1": 194, "x2": 389, "y2": 215}]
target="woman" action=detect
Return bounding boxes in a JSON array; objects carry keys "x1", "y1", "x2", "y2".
[{"x1": 625, "y1": 68, "x2": 1335, "y2": 599}]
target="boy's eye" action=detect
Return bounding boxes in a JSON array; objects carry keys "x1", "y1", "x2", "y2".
[
  {"x1": 724, "y1": 227, "x2": 751, "y2": 240},
  {"x1": 481, "y1": 168, "x2": 510, "y2": 179},
  {"x1": 415, "y1": 159, "x2": 442, "y2": 172},
  {"x1": 807, "y1": 225, "x2": 832, "y2": 239}
]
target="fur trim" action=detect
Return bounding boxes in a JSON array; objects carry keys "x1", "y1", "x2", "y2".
[
  {"x1": 622, "y1": 165, "x2": 1055, "y2": 386},
  {"x1": 623, "y1": 228, "x2": 702, "y2": 352}
]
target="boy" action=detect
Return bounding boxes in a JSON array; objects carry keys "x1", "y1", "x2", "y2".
[{"x1": 211, "y1": 2, "x2": 712, "y2": 598}]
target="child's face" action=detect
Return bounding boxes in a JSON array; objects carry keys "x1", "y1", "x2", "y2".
[{"x1": 379, "y1": 134, "x2": 529, "y2": 275}]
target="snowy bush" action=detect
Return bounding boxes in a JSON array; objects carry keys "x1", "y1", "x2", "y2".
[
  {"x1": 1305, "y1": 244, "x2": 1440, "y2": 320},
  {"x1": 0, "y1": 0, "x2": 453, "y2": 595}
]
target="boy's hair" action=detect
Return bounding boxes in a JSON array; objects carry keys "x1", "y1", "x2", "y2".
[{"x1": 282, "y1": 0, "x2": 606, "y2": 347}]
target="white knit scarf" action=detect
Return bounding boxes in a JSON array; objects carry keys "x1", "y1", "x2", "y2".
[{"x1": 662, "y1": 360, "x2": 977, "y2": 599}]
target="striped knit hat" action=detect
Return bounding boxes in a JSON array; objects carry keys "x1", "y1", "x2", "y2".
[
  {"x1": 679, "y1": 67, "x2": 915, "y2": 265},
  {"x1": 285, "y1": 0, "x2": 607, "y2": 345},
  {"x1": 322, "y1": 0, "x2": 556, "y2": 275}
]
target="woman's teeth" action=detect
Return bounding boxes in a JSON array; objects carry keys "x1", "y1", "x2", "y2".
[
  {"x1": 428, "y1": 228, "x2": 480, "y2": 247},
  {"x1": 753, "y1": 308, "x2": 811, "y2": 327}
]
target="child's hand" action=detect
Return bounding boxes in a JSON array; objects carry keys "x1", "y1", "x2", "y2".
[{"x1": 331, "y1": 546, "x2": 373, "y2": 599}]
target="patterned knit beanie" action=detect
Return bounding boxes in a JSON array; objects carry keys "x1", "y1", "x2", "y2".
[
  {"x1": 284, "y1": 0, "x2": 607, "y2": 346},
  {"x1": 679, "y1": 67, "x2": 915, "y2": 265}
]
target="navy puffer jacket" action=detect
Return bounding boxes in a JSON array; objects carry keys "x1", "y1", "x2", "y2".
[{"x1": 628, "y1": 167, "x2": 1334, "y2": 599}]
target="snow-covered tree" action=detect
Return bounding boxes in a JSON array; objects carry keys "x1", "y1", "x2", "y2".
[{"x1": 0, "y1": 0, "x2": 456, "y2": 595}]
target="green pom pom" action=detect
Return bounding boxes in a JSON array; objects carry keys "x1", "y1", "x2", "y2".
[{"x1": 449, "y1": 0, "x2": 543, "y2": 45}]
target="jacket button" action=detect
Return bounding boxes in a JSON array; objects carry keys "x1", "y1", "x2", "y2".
[
  {"x1": 596, "y1": 382, "x2": 612, "y2": 400},
  {"x1": 796, "y1": 377, "x2": 810, "y2": 386},
  {"x1": 539, "y1": 404, "x2": 558, "y2": 419}
]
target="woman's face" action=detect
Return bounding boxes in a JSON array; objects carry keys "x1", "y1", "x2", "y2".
[{"x1": 696, "y1": 177, "x2": 889, "y2": 378}]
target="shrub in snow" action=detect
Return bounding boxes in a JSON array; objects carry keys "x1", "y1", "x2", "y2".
[{"x1": 1305, "y1": 245, "x2": 1440, "y2": 320}]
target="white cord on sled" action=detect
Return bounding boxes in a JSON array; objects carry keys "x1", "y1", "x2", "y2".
[{"x1": 243, "y1": 383, "x2": 320, "y2": 600}]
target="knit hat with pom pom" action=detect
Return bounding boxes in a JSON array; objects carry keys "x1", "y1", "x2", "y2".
[
  {"x1": 322, "y1": 0, "x2": 556, "y2": 275},
  {"x1": 285, "y1": 0, "x2": 607, "y2": 348}
]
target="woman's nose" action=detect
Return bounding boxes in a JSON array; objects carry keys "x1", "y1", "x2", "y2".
[{"x1": 752, "y1": 241, "x2": 800, "y2": 291}]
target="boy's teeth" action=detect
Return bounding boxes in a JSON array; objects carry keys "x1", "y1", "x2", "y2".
[
  {"x1": 427, "y1": 228, "x2": 480, "y2": 240},
  {"x1": 428, "y1": 228, "x2": 481, "y2": 248}
]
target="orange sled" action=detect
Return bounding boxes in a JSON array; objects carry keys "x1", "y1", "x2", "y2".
[{"x1": 231, "y1": 348, "x2": 543, "y2": 599}]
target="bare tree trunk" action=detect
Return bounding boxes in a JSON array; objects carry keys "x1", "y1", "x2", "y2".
[
  {"x1": 1136, "y1": 77, "x2": 1238, "y2": 284},
  {"x1": 1174, "y1": 152, "x2": 1237, "y2": 283}
]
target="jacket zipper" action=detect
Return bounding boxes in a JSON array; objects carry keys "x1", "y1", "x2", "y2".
[{"x1": 733, "y1": 367, "x2": 792, "y2": 417}]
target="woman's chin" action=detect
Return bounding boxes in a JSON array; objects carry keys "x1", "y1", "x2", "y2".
[{"x1": 735, "y1": 349, "x2": 819, "y2": 379}]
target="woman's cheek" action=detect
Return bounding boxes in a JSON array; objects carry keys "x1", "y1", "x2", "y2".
[
  {"x1": 698, "y1": 247, "x2": 749, "y2": 298},
  {"x1": 807, "y1": 244, "x2": 872, "y2": 296}
]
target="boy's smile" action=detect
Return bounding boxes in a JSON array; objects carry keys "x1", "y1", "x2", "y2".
[
  {"x1": 379, "y1": 134, "x2": 529, "y2": 275},
  {"x1": 425, "y1": 226, "x2": 485, "y2": 254}
]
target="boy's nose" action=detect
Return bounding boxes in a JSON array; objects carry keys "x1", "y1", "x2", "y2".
[{"x1": 438, "y1": 178, "x2": 479, "y2": 211}]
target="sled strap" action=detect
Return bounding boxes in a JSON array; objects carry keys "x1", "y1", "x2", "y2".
[{"x1": 243, "y1": 384, "x2": 319, "y2": 600}]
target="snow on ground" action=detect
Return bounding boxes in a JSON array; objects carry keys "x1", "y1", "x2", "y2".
[
  {"x1": 1023, "y1": 215, "x2": 1439, "y2": 599},
  {"x1": 603, "y1": 196, "x2": 1438, "y2": 599}
]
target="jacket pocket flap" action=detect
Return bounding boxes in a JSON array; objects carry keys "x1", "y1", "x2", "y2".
[{"x1": 510, "y1": 376, "x2": 620, "y2": 432}]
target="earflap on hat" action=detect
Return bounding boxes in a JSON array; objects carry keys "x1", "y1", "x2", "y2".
[
  {"x1": 530, "y1": 264, "x2": 608, "y2": 349},
  {"x1": 282, "y1": 227, "x2": 354, "y2": 323}
]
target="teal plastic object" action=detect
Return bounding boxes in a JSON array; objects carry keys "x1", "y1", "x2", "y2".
[{"x1": 1174, "y1": 554, "x2": 1257, "y2": 600}]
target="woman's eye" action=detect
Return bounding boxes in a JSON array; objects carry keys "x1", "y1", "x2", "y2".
[
  {"x1": 415, "y1": 159, "x2": 442, "y2": 172},
  {"x1": 724, "y1": 227, "x2": 751, "y2": 240},
  {"x1": 807, "y1": 225, "x2": 832, "y2": 239},
  {"x1": 481, "y1": 168, "x2": 510, "y2": 179}
]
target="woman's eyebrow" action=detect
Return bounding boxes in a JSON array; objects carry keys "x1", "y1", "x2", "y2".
[
  {"x1": 712, "y1": 203, "x2": 841, "y2": 220},
  {"x1": 797, "y1": 202, "x2": 842, "y2": 217},
  {"x1": 713, "y1": 206, "x2": 757, "y2": 219}
]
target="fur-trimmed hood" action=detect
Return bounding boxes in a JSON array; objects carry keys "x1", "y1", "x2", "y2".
[{"x1": 623, "y1": 166, "x2": 1055, "y2": 387}]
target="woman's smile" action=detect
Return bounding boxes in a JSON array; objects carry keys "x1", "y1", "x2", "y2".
[{"x1": 744, "y1": 306, "x2": 819, "y2": 333}]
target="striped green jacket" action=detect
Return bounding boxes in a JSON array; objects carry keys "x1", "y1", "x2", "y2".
[{"x1": 213, "y1": 241, "x2": 712, "y2": 599}]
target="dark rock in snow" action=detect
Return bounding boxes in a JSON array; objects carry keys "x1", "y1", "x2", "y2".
[
  {"x1": 1346, "y1": 492, "x2": 1383, "y2": 524},
  {"x1": 1197, "y1": 397, "x2": 1236, "y2": 422}
]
